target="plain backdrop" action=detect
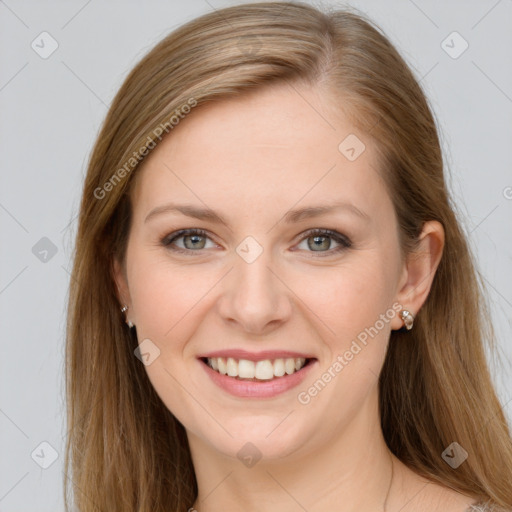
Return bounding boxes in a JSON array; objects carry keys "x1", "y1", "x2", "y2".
[{"x1": 0, "y1": 1, "x2": 511, "y2": 510}]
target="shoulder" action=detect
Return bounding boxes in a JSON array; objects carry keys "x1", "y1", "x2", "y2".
[
  {"x1": 391, "y1": 459, "x2": 481, "y2": 512},
  {"x1": 409, "y1": 483, "x2": 508, "y2": 512},
  {"x1": 466, "y1": 503, "x2": 512, "y2": 512},
  {"x1": 391, "y1": 457, "x2": 510, "y2": 512},
  {"x1": 466, "y1": 502, "x2": 490, "y2": 511}
]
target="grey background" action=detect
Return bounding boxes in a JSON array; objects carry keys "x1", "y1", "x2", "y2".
[{"x1": 1, "y1": 0, "x2": 511, "y2": 510}]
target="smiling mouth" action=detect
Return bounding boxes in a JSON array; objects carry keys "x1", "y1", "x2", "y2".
[{"x1": 200, "y1": 357, "x2": 316, "y2": 381}]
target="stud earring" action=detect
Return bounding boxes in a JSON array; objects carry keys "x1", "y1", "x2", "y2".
[
  {"x1": 121, "y1": 304, "x2": 135, "y2": 328},
  {"x1": 400, "y1": 309, "x2": 414, "y2": 330}
]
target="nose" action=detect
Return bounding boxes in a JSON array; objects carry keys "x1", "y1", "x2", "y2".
[{"x1": 216, "y1": 250, "x2": 292, "y2": 335}]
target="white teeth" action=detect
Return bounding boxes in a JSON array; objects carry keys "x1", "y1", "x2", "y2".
[
  {"x1": 226, "y1": 357, "x2": 238, "y2": 377},
  {"x1": 255, "y1": 360, "x2": 274, "y2": 380},
  {"x1": 273, "y1": 358, "x2": 285, "y2": 377},
  {"x1": 206, "y1": 357, "x2": 307, "y2": 380},
  {"x1": 238, "y1": 359, "x2": 255, "y2": 378},
  {"x1": 285, "y1": 358, "x2": 295, "y2": 374},
  {"x1": 217, "y1": 357, "x2": 227, "y2": 375}
]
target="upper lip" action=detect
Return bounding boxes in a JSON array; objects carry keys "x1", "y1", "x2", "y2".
[{"x1": 198, "y1": 349, "x2": 316, "y2": 362}]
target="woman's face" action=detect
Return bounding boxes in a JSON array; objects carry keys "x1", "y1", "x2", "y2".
[{"x1": 114, "y1": 81, "x2": 409, "y2": 461}]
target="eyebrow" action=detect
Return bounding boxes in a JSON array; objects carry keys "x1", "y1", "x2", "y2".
[{"x1": 144, "y1": 201, "x2": 370, "y2": 225}]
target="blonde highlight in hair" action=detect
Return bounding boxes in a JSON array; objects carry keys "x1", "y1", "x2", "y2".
[{"x1": 64, "y1": 2, "x2": 512, "y2": 510}]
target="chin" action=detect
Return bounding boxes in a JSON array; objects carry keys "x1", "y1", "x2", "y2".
[{"x1": 191, "y1": 415, "x2": 315, "y2": 463}]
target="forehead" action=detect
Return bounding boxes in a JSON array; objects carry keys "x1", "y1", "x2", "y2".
[{"x1": 131, "y1": 82, "x2": 390, "y2": 222}]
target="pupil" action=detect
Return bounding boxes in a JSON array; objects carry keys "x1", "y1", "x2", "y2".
[
  {"x1": 185, "y1": 234, "x2": 205, "y2": 249},
  {"x1": 309, "y1": 235, "x2": 329, "y2": 251}
]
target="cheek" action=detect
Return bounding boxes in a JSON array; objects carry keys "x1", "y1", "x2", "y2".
[
  {"x1": 128, "y1": 251, "x2": 219, "y2": 350},
  {"x1": 292, "y1": 261, "x2": 396, "y2": 418},
  {"x1": 127, "y1": 254, "x2": 217, "y2": 418},
  {"x1": 302, "y1": 257, "x2": 397, "y2": 344},
  {"x1": 134, "y1": 280, "x2": 193, "y2": 331}
]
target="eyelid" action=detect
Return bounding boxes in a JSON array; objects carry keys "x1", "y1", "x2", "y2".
[
  {"x1": 161, "y1": 227, "x2": 352, "y2": 255},
  {"x1": 297, "y1": 228, "x2": 351, "y2": 247},
  {"x1": 161, "y1": 228, "x2": 218, "y2": 253}
]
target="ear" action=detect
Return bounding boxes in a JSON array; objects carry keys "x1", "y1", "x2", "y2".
[
  {"x1": 390, "y1": 220, "x2": 445, "y2": 330},
  {"x1": 112, "y1": 257, "x2": 131, "y2": 309}
]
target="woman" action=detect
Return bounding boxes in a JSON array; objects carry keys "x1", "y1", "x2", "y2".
[{"x1": 64, "y1": 2, "x2": 512, "y2": 511}]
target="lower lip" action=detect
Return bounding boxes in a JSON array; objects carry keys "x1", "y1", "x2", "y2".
[{"x1": 199, "y1": 359, "x2": 317, "y2": 398}]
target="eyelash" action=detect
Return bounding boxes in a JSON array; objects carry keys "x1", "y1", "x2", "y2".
[{"x1": 161, "y1": 228, "x2": 352, "y2": 257}]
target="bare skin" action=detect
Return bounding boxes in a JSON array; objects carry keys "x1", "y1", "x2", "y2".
[{"x1": 114, "y1": 81, "x2": 476, "y2": 512}]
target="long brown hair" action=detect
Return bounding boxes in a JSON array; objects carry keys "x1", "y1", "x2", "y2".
[{"x1": 64, "y1": 2, "x2": 512, "y2": 510}]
